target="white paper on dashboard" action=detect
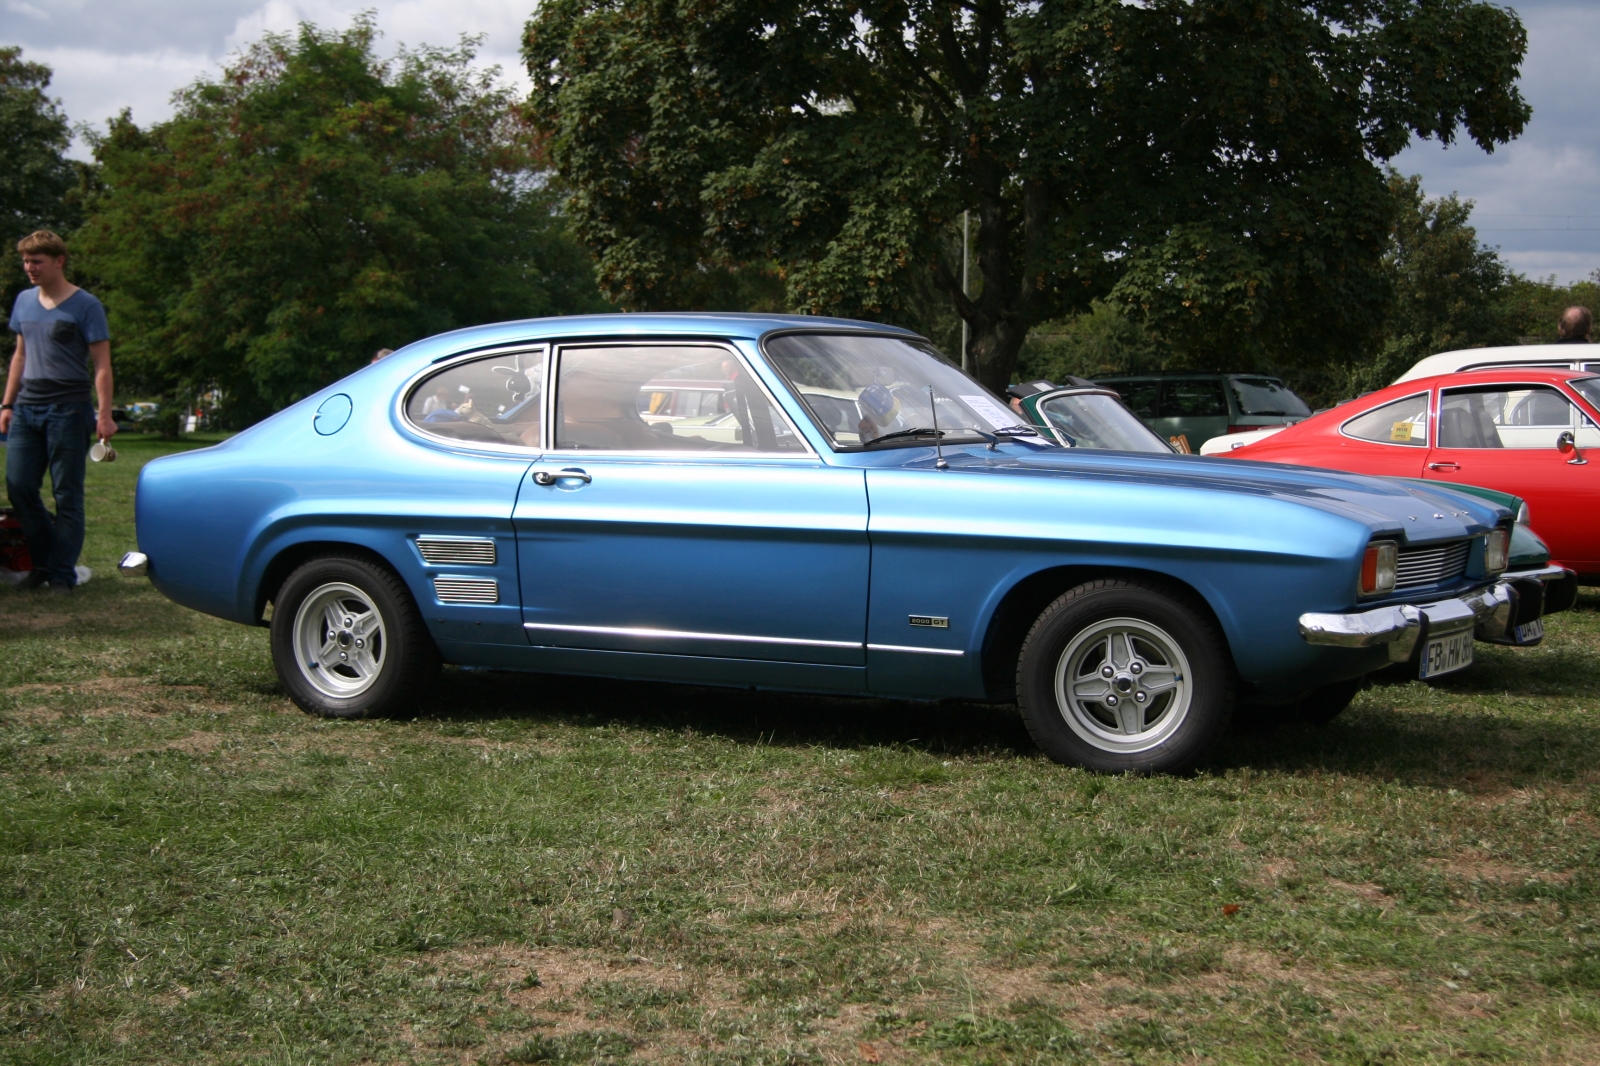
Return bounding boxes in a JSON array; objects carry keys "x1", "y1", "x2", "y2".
[{"x1": 960, "y1": 394, "x2": 1020, "y2": 430}]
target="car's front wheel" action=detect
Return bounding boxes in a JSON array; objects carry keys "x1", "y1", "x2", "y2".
[
  {"x1": 270, "y1": 554, "x2": 439, "y2": 718},
  {"x1": 1016, "y1": 578, "x2": 1234, "y2": 773}
]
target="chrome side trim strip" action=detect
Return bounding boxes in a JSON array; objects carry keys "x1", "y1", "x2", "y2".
[
  {"x1": 523, "y1": 622, "x2": 861, "y2": 650},
  {"x1": 866, "y1": 643, "x2": 966, "y2": 657}
]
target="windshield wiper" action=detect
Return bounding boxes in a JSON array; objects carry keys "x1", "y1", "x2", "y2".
[
  {"x1": 993, "y1": 425, "x2": 1041, "y2": 437},
  {"x1": 864, "y1": 427, "x2": 945, "y2": 446}
]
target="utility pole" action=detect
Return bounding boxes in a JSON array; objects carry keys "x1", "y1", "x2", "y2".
[{"x1": 960, "y1": 210, "x2": 970, "y2": 373}]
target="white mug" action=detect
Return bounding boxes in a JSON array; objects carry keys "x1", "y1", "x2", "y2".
[{"x1": 90, "y1": 438, "x2": 116, "y2": 463}]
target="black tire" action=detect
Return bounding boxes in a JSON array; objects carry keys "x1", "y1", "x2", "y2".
[
  {"x1": 1015, "y1": 578, "x2": 1234, "y2": 773},
  {"x1": 270, "y1": 553, "x2": 439, "y2": 719},
  {"x1": 1292, "y1": 676, "x2": 1365, "y2": 727}
]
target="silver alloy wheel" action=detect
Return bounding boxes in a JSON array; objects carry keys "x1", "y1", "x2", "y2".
[
  {"x1": 1054, "y1": 616, "x2": 1192, "y2": 754},
  {"x1": 291, "y1": 581, "x2": 387, "y2": 700}
]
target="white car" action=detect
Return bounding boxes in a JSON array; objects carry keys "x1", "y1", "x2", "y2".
[{"x1": 1395, "y1": 344, "x2": 1600, "y2": 383}]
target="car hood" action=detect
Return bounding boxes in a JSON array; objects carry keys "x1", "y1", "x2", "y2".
[{"x1": 890, "y1": 445, "x2": 1507, "y2": 543}]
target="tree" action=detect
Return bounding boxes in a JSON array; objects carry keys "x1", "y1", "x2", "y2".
[
  {"x1": 76, "y1": 18, "x2": 605, "y2": 425},
  {"x1": 525, "y1": 0, "x2": 1531, "y2": 391},
  {"x1": 0, "y1": 47, "x2": 83, "y2": 328},
  {"x1": 1339, "y1": 171, "x2": 1518, "y2": 393}
]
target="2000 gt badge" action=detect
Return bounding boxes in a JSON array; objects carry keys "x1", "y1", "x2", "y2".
[{"x1": 125, "y1": 312, "x2": 1570, "y2": 774}]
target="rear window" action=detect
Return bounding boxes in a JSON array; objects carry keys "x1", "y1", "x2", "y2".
[{"x1": 1229, "y1": 377, "x2": 1310, "y2": 417}]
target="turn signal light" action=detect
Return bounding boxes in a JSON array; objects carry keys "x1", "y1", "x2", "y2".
[
  {"x1": 1360, "y1": 541, "x2": 1398, "y2": 596},
  {"x1": 1485, "y1": 528, "x2": 1509, "y2": 574}
]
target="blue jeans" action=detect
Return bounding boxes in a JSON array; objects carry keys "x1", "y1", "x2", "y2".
[{"x1": 5, "y1": 401, "x2": 92, "y2": 586}]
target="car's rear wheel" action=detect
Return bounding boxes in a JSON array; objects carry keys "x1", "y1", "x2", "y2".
[
  {"x1": 1016, "y1": 578, "x2": 1234, "y2": 773},
  {"x1": 270, "y1": 554, "x2": 438, "y2": 718}
]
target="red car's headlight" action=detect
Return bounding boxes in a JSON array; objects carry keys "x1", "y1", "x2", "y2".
[{"x1": 1360, "y1": 541, "x2": 1398, "y2": 596}]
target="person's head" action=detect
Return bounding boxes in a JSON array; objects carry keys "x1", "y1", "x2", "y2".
[
  {"x1": 16, "y1": 230, "x2": 67, "y2": 288},
  {"x1": 1559, "y1": 305, "x2": 1593, "y2": 340},
  {"x1": 371, "y1": 347, "x2": 395, "y2": 364}
]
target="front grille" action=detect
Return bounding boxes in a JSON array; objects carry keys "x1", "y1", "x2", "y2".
[
  {"x1": 1395, "y1": 540, "x2": 1471, "y2": 590},
  {"x1": 433, "y1": 577, "x2": 499, "y2": 604},
  {"x1": 416, "y1": 536, "x2": 496, "y2": 566}
]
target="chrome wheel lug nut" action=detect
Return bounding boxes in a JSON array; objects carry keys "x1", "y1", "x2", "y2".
[
  {"x1": 339, "y1": 652, "x2": 348, "y2": 661},
  {"x1": 1105, "y1": 694, "x2": 1118, "y2": 706},
  {"x1": 1130, "y1": 662, "x2": 1142, "y2": 674},
  {"x1": 1135, "y1": 692, "x2": 1147, "y2": 703},
  {"x1": 1101, "y1": 666, "x2": 1114, "y2": 678}
]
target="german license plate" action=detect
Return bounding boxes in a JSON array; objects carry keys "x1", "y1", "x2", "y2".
[
  {"x1": 1514, "y1": 619, "x2": 1545, "y2": 645},
  {"x1": 1420, "y1": 628, "x2": 1474, "y2": 679}
]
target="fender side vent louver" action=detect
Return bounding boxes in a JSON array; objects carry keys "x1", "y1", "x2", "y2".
[
  {"x1": 434, "y1": 577, "x2": 499, "y2": 604},
  {"x1": 416, "y1": 536, "x2": 496, "y2": 565}
]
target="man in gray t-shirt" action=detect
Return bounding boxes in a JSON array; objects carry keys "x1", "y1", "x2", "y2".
[{"x1": 2, "y1": 230, "x2": 117, "y2": 593}]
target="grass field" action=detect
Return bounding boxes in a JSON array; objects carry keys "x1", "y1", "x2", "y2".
[{"x1": 3, "y1": 436, "x2": 1599, "y2": 1064}]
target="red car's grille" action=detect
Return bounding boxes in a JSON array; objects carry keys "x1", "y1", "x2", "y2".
[{"x1": 1395, "y1": 540, "x2": 1471, "y2": 590}]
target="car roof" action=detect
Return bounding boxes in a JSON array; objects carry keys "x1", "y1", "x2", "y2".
[
  {"x1": 1327, "y1": 368, "x2": 1600, "y2": 423},
  {"x1": 1094, "y1": 371, "x2": 1285, "y2": 380},
  {"x1": 410, "y1": 312, "x2": 916, "y2": 350},
  {"x1": 1395, "y1": 344, "x2": 1600, "y2": 383}
]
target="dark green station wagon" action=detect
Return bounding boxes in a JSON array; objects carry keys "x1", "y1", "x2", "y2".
[{"x1": 1094, "y1": 372, "x2": 1311, "y2": 452}]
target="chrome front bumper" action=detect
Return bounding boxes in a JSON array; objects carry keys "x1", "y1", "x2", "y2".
[{"x1": 1299, "y1": 581, "x2": 1516, "y2": 663}]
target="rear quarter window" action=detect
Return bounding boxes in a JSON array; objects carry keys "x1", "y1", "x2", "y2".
[{"x1": 1341, "y1": 393, "x2": 1430, "y2": 446}]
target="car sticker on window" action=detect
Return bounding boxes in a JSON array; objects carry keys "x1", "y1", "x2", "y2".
[{"x1": 1391, "y1": 421, "x2": 1414, "y2": 442}]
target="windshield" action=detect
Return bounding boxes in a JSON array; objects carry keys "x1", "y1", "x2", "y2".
[
  {"x1": 763, "y1": 333, "x2": 1032, "y2": 447},
  {"x1": 1570, "y1": 376, "x2": 1600, "y2": 414},
  {"x1": 1230, "y1": 377, "x2": 1310, "y2": 417},
  {"x1": 1036, "y1": 393, "x2": 1173, "y2": 452}
]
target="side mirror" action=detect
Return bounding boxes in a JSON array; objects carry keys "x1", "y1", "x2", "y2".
[{"x1": 1558, "y1": 431, "x2": 1587, "y2": 465}]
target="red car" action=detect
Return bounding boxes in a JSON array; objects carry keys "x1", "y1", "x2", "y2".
[{"x1": 1229, "y1": 368, "x2": 1600, "y2": 581}]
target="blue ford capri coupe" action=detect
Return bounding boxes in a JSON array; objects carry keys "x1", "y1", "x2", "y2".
[{"x1": 121, "y1": 314, "x2": 1570, "y2": 773}]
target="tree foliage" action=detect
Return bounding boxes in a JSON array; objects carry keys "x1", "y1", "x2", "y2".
[
  {"x1": 0, "y1": 47, "x2": 84, "y2": 330},
  {"x1": 525, "y1": 0, "x2": 1530, "y2": 390},
  {"x1": 1339, "y1": 171, "x2": 1518, "y2": 393},
  {"x1": 77, "y1": 19, "x2": 604, "y2": 424}
]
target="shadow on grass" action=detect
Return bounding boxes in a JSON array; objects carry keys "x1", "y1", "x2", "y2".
[
  {"x1": 392, "y1": 656, "x2": 1600, "y2": 788},
  {"x1": 408, "y1": 666, "x2": 1042, "y2": 760}
]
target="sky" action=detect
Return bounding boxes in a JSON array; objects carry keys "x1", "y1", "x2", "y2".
[{"x1": 5, "y1": 0, "x2": 1597, "y2": 284}]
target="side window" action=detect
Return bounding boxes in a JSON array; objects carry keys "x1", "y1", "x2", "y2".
[
  {"x1": 1116, "y1": 381, "x2": 1160, "y2": 419},
  {"x1": 1160, "y1": 379, "x2": 1227, "y2": 418},
  {"x1": 1439, "y1": 385, "x2": 1582, "y2": 450},
  {"x1": 555, "y1": 345, "x2": 806, "y2": 453},
  {"x1": 1342, "y1": 393, "x2": 1429, "y2": 446},
  {"x1": 407, "y1": 348, "x2": 545, "y2": 448}
]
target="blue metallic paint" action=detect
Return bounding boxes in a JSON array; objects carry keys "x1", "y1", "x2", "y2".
[{"x1": 133, "y1": 312, "x2": 1512, "y2": 703}]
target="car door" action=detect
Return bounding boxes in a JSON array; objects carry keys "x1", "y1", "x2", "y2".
[
  {"x1": 513, "y1": 341, "x2": 870, "y2": 689},
  {"x1": 1424, "y1": 380, "x2": 1600, "y2": 573}
]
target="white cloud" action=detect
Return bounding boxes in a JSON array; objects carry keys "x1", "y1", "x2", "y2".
[
  {"x1": 18, "y1": 1, "x2": 533, "y2": 158},
  {"x1": 1391, "y1": 0, "x2": 1600, "y2": 282}
]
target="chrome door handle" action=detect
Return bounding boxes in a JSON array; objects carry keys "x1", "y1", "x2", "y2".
[
  {"x1": 1427, "y1": 462, "x2": 1459, "y2": 471},
  {"x1": 532, "y1": 467, "x2": 592, "y2": 486}
]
